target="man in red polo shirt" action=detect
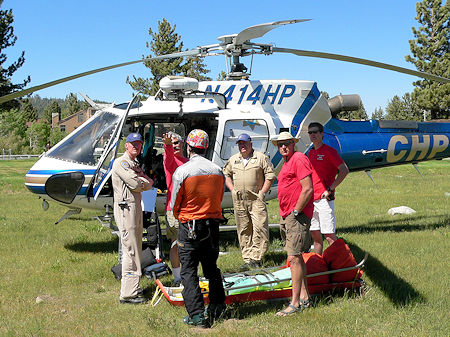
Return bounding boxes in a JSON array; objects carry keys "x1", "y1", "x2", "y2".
[
  {"x1": 307, "y1": 122, "x2": 349, "y2": 254},
  {"x1": 273, "y1": 131, "x2": 314, "y2": 316}
]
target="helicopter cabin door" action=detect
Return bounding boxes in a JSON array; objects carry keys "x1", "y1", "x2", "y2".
[{"x1": 92, "y1": 98, "x2": 138, "y2": 200}]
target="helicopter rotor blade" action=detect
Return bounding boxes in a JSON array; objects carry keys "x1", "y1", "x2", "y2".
[
  {"x1": 234, "y1": 19, "x2": 310, "y2": 45},
  {"x1": 0, "y1": 49, "x2": 201, "y2": 104},
  {"x1": 273, "y1": 47, "x2": 450, "y2": 83}
]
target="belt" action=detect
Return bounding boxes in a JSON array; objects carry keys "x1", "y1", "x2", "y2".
[
  {"x1": 282, "y1": 211, "x2": 304, "y2": 220},
  {"x1": 181, "y1": 219, "x2": 212, "y2": 225}
]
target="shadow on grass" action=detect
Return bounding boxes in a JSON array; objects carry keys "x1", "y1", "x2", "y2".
[
  {"x1": 65, "y1": 238, "x2": 118, "y2": 254},
  {"x1": 227, "y1": 240, "x2": 425, "y2": 319},
  {"x1": 226, "y1": 285, "x2": 364, "y2": 319},
  {"x1": 347, "y1": 241, "x2": 425, "y2": 307},
  {"x1": 340, "y1": 214, "x2": 449, "y2": 234}
]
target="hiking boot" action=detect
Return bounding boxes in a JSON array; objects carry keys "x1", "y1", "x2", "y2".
[
  {"x1": 136, "y1": 288, "x2": 145, "y2": 296},
  {"x1": 240, "y1": 263, "x2": 250, "y2": 271},
  {"x1": 205, "y1": 302, "x2": 226, "y2": 323},
  {"x1": 119, "y1": 296, "x2": 148, "y2": 304},
  {"x1": 249, "y1": 260, "x2": 261, "y2": 269},
  {"x1": 183, "y1": 313, "x2": 210, "y2": 328}
]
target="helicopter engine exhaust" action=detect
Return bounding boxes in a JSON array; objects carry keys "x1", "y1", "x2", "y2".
[{"x1": 328, "y1": 94, "x2": 361, "y2": 116}]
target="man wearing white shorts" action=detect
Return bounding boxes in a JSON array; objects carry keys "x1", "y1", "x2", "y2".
[{"x1": 308, "y1": 122, "x2": 349, "y2": 254}]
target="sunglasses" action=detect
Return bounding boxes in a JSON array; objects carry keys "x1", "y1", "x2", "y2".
[
  {"x1": 277, "y1": 141, "x2": 293, "y2": 147},
  {"x1": 308, "y1": 130, "x2": 320, "y2": 134},
  {"x1": 172, "y1": 141, "x2": 180, "y2": 145}
]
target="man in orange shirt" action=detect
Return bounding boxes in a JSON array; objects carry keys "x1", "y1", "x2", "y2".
[{"x1": 171, "y1": 129, "x2": 226, "y2": 328}]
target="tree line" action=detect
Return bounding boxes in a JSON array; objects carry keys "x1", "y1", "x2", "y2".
[{"x1": 0, "y1": 0, "x2": 448, "y2": 154}]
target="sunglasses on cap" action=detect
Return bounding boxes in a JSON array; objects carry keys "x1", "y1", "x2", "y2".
[{"x1": 277, "y1": 141, "x2": 293, "y2": 147}]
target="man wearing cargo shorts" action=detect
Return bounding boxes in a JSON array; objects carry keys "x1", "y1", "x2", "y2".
[
  {"x1": 112, "y1": 132, "x2": 153, "y2": 304},
  {"x1": 163, "y1": 132, "x2": 188, "y2": 286},
  {"x1": 308, "y1": 122, "x2": 349, "y2": 254},
  {"x1": 273, "y1": 131, "x2": 314, "y2": 316},
  {"x1": 224, "y1": 133, "x2": 275, "y2": 270}
]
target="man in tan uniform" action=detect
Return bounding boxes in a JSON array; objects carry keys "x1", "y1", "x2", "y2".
[
  {"x1": 112, "y1": 132, "x2": 153, "y2": 304},
  {"x1": 223, "y1": 133, "x2": 275, "y2": 270}
]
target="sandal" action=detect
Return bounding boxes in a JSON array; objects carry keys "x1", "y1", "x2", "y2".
[
  {"x1": 276, "y1": 303, "x2": 302, "y2": 316},
  {"x1": 301, "y1": 298, "x2": 313, "y2": 309}
]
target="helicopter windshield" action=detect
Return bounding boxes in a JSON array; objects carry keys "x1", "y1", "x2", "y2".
[{"x1": 47, "y1": 111, "x2": 121, "y2": 165}]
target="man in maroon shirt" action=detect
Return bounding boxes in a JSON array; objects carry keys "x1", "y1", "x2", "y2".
[
  {"x1": 163, "y1": 132, "x2": 189, "y2": 286},
  {"x1": 273, "y1": 131, "x2": 314, "y2": 316},
  {"x1": 307, "y1": 122, "x2": 349, "y2": 254}
]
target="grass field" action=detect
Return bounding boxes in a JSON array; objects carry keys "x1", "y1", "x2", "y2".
[{"x1": 0, "y1": 159, "x2": 449, "y2": 336}]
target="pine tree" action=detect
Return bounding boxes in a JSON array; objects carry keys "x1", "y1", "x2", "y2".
[
  {"x1": 386, "y1": 95, "x2": 406, "y2": 120},
  {"x1": 62, "y1": 93, "x2": 80, "y2": 118},
  {"x1": 217, "y1": 71, "x2": 227, "y2": 81},
  {"x1": 127, "y1": 18, "x2": 210, "y2": 97},
  {"x1": 0, "y1": 1, "x2": 30, "y2": 111},
  {"x1": 402, "y1": 92, "x2": 423, "y2": 121},
  {"x1": 42, "y1": 100, "x2": 61, "y2": 125},
  {"x1": 405, "y1": 0, "x2": 449, "y2": 119},
  {"x1": 336, "y1": 102, "x2": 368, "y2": 120},
  {"x1": 21, "y1": 98, "x2": 38, "y2": 122},
  {"x1": 385, "y1": 93, "x2": 423, "y2": 121},
  {"x1": 371, "y1": 107, "x2": 385, "y2": 120}
]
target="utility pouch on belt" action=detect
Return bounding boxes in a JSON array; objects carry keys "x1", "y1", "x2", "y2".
[{"x1": 178, "y1": 220, "x2": 212, "y2": 250}]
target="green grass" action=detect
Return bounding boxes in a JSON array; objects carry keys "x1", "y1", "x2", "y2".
[{"x1": 0, "y1": 159, "x2": 449, "y2": 336}]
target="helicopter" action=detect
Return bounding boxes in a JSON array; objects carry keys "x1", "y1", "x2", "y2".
[{"x1": 1, "y1": 19, "x2": 447, "y2": 224}]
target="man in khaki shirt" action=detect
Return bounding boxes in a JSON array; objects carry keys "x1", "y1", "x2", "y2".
[
  {"x1": 112, "y1": 133, "x2": 153, "y2": 304},
  {"x1": 223, "y1": 133, "x2": 275, "y2": 270}
]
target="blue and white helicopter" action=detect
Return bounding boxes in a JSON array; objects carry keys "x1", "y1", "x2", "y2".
[{"x1": 1, "y1": 19, "x2": 448, "y2": 224}]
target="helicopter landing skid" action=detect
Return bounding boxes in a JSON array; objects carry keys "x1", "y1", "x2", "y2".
[
  {"x1": 93, "y1": 214, "x2": 118, "y2": 231},
  {"x1": 55, "y1": 208, "x2": 82, "y2": 225}
]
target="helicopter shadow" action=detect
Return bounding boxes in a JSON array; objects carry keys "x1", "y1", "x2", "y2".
[
  {"x1": 65, "y1": 237, "x2": 118, "y2": 254},
  {"x1": 227, "y1": 240, "x2": 424, "y2": 319},
  {"x1": 347, "y1": 241, "x2": 425, "y2": 307}
]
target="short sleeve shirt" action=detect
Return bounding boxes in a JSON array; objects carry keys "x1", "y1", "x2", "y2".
[
  {"x1": 163, "y1": 144, "x2": 188, "y2": 211},
  {"x1": 277, "y1": 151, "x2": 314, "y2": 219},
  {"x1": 308, "y1": 144, "x2": 344, "y2": 200},
  {"x1": 223, "y1": 150, "x2": 275, "y2": 193}
]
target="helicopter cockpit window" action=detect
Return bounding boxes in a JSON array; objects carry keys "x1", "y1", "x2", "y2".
[
  {"x1": 47, "y1": 111, "x2": 120, "y2": 165},
  {"x1": 114, "y1": 101, "x2": 143, "y2": 110},
  {"x1": 220, "y1": 119, "x2": 269, "y2": 160}
]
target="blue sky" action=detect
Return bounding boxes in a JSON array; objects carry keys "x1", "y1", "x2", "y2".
[{"x1": 5, "y1": 0, "x2": 423, "y2": 115}]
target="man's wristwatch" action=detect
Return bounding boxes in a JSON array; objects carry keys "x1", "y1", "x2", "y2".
[{"x1": 293, "y1": 209, "x2": 299, "y2": 216}]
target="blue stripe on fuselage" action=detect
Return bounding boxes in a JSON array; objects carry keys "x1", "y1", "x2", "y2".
[
  {"x1": 271, "y1": 151, "x2": 282, "y2": 169},
  {"x1": 27, "y1": 169, "x2": 96, "y2": 175},
  {"x1": 290, "y1": 83, "x2": 320, "y2": 136},
  {"x1": 26, "y1": 185, "x2": 88, "y2": 195}
]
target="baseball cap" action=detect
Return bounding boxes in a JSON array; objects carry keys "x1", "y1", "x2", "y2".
[
  {"x1": 126, "y1": 133, "x2": 143, "y2": 143},
  {"x1": 236, "y1": 133, "x2": 251, "y2": 142}
]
